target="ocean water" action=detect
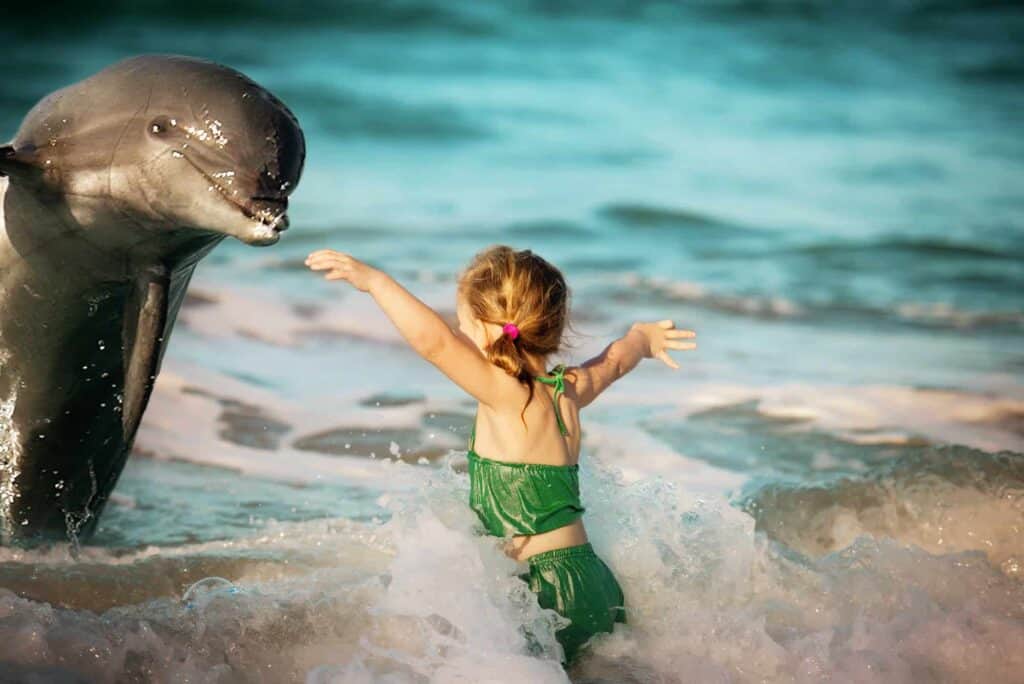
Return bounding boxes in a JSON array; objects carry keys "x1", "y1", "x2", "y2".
[{"x1": 2, "y1": 1, "x2": 1023, "y2": 682}]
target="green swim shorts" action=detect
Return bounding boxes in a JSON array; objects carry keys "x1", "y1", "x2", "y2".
[{"x1": 525, "y1": 542, "x2": 626, "y2": 663}]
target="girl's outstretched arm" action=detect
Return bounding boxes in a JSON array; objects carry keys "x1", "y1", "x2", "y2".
[
  {"x1": 306, "y1": 250, "x2": 511, "y2": 407},
  {"x1": 572, "y1": 320, "x2": 696, "y2": 407}
]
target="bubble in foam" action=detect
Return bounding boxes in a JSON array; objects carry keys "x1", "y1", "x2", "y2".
[{"x1": 182, "y1": 576, "x2": 240, "y2": 611}]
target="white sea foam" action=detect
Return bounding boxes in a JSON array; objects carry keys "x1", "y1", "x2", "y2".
[
  {"x1": 624, "y1": 273, "x2": 805, "y2": 318},
  {"x1": 0, "y1": 384, "x2": 22, "y2": 545},
  {"x1": 135, "y1": 361, "x2": 462, "y2": 488},
  {"x1": 178, "y1": 284, "x2": 435, "y2": 348},
  {"x1": 2, "y1": 455, "x2": 1022, "y2": 682},
  {"x1": 622, "y1": 273, "x2": 1024, "y2": 330},
  {"x1": 0, "y1": 467, "x2": 569, "y2": 682},
  {"x1": 660, "y1": 382, "x2": 1024, "y2": 454}
]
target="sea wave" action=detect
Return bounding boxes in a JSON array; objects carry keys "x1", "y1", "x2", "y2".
[
  {"x1": 625, "y1": 273, "x2": 1024, "y2": 330},
  {"x1": 598, "y1": 202, "x2": 749, "y2": 232},
  {"x1": 688, "y1": 383, "x2": 1024, "y2": 454},
  {"x1": 4, "y1": 449, "x2": 1023, "y2": 682},
  {"x1": 743, "y1": 446, "x2": 1024, "y2": 577},
  {"x1": 780, "y1": 237, "x2": 1024, "y2": 262},
  {"x1": 621, "y1": 274, "x2": 804, "y2": 319}
]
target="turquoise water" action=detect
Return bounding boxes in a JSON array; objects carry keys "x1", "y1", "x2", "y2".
[{"x1": 2, "y1": 2, "x2": 1023, "y2": 681}]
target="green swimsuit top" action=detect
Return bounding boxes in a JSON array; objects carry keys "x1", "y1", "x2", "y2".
[{"x1": 467, "y1": 365, "x2": 585, "y2": 538}]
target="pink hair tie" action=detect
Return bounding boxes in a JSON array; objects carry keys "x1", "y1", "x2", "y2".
[{"x1": 502, "y1": 323, "x2": 519, "y2": 340}]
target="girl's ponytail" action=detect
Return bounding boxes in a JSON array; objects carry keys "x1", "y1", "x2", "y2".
[
  {"x1": 485, "y1": 323, "x2": 536, "y2": 420},
  {"x1": 486, "y1": 330, "x2": 530, "y2": 384}
]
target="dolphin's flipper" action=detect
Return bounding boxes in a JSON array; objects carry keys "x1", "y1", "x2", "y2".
[
  {"x1": 120, "y1": 265, "x2": 199, "y2": 443},
  {"x1": 121, "y1": 268, "x2": 170, "y2": 441}
]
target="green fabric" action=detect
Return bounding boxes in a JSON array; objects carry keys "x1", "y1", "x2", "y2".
[
  {"x1": 467, "y1": 449, "x2": 584, "y2": 537},
  {"x1": 536, "y1": 365, "x2": 569, "y2": 436},
  {"x1": 466, "y1": 365, "x2": 583, "y2": 537},
  {"x1": 526, "y1": 543, "x2": 626, "y2": 663}
]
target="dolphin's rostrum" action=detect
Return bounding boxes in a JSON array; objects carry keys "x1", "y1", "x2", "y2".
[{"x1": 0, "y1": 55, "x2": 305, "y2": 544}]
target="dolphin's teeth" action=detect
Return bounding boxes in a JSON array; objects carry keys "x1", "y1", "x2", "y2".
[
  {"x1": 258, "y1": 211, "x2": 288, "y2": 230},
  {"x1": 269, "y1": 213, "x2": 288, "y2": 231}
]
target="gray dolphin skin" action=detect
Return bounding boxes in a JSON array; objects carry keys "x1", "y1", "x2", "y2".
[{"x1": 0, "y1": 55, "x2": 305, "y2": 545}]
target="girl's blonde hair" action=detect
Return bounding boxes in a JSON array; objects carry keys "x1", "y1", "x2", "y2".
[{"x1": 458, "y1": 245, "x2": 569, "y2": 409}]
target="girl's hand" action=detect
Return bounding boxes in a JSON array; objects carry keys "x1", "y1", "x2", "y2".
[
  {"x1": 305, "y1": 250, "x2": 383, "y2": 292},
  {"x1": 632, "y1": 320, "x2": 697, "y2": 369}
]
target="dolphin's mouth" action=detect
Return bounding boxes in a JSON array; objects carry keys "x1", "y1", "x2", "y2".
[
  {"x1": 180, "y1": 154, "x2": 290, "y2": 234},
  {"x1": 240, "y1": 196, "x2": 290, "y2": 231}
]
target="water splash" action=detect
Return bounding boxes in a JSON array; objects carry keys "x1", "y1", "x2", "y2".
[{"x1": 0, "y1": 379, "x2": 22, "y2": 546}]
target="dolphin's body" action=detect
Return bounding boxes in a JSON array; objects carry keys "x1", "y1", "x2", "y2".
[{"x1": 0, "y1": 55, "x2": 305, "y2": 544}]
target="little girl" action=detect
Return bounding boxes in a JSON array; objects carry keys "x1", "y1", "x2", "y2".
[{"x1": 305, "y1": 245, "x2": 696, "y2": 663}]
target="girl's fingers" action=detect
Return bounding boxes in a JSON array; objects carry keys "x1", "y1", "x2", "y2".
[
  {"x1": 667, "y1": 329, "x2": 696, "y2": 339},
  {"x1": 309, "y1": 262, "x2": 346, "y2": 272},
  {"x1": 307, "y1": 256, "x2": 351, "y2": 271},
  {"x1": 307, "y1": 253, "x2": 348, "y2": 265},
  {"x1": 306, "y1": 252, "x2": 337, "y2": 263},
  {"x1": 325, "y1": 270, "x2": 350, "y2": 281},
  {"x1": 305, "y1": 252, "x2": 352, "y2": 268},
  {"x1": 656, "y1": 350, "x2": 680, "y2": 369},
  {"x1": 658, "y1": 319, "x2": 674, "y2": 329},
  {"x1": 665, "y1": 341, "x2": 697, "y2": 351}
]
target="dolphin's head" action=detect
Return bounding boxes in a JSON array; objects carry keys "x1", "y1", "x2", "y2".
[{"x1": 1, "y1": 55, "x2": 305, "y2": 248}]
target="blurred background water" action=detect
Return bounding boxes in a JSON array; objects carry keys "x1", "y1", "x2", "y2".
[{"x1": 1, "y1": 2, "x2": 1023, "y2": 682}]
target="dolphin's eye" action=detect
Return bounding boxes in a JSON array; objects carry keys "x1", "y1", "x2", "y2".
[{"x1": 148, "y1": 116, "x2": 174, "y2": 137}]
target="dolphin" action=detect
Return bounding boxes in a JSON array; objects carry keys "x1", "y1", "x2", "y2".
[{"x1": 0, "y1": 55, "x2": 305, "y2": 544}]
